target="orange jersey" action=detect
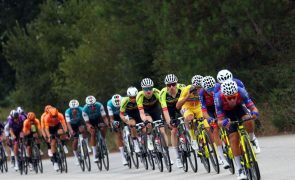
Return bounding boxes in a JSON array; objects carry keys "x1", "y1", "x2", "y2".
[
  {"x1": 44, "y1": 112, "x2": 66, "y2": 129},
  {"x1": 23, "y1": 118, "x2": 41, "y2": 134}
]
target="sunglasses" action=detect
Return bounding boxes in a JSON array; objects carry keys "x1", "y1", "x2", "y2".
[
  {"x1": 143, "y1": 87, "x2": 153, "y2": 91},
  {"x1": 225, "y1": 94, "x2": 238, "y2": 101},
  {"x1": 129, "y1": 96, "x2": 136, "y2": 99},
  {"x1": 206, "y1": 87, "x2": 215, "y2": 93},
  {"x1": 167, "y1": 83, "x2": 177, "y2": 87}
]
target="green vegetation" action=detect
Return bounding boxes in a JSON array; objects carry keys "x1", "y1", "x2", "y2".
[{"x1": 1, "y1": 0, "x2": 294, "y2": 134}]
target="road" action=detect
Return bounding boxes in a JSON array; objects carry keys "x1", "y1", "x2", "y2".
[{"x1": 1, "y1": 134, "x2": 295, "y2": 180}]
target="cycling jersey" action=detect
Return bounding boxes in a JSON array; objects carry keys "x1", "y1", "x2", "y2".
[
  {"x1": 107, "y1": 99, "x2": 120, "y2": 116},
  {"x1": 199, "y1": 88, "x2": 214, "y2": 113},
  {"x1": 160, "y1": 83, "x2": 185, "y2": 111},
  {"x1": 160, "y1": 83, "x2": 185, "y2": 119},
  {"x1": 136, "y1": 88, "x2": 161, "y2": 110},
  {"x1": 8, "y1": 115, "x2": 26, "y2": 134},
  {"x1": 43, "y1": 112, "x2": 66, "y2": 129},
  {"x1": 120, "y1": 97, "x2": 141, "y2": 123},
  {"x1": 22, "y1": 118, "x2": 41, "y2": 134},
  {"x1": 214, "y1": 87, "x2": 255, "y2": 118},
  {"x1": 65, "y1": 107, "x2": 84, "y2": 125},
  {"x1": 214, "y1": 78, "x2": 245, "y2": 93},
  {"x1": 178, "y1": 85, "x2": 201, "y2": 109},
  {"x1": 82, "y1": 102, "x2": 106, "y2": 124}
]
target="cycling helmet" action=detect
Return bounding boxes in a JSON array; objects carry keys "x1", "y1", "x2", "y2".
[
  {"x1": 111, "y1": 94, "x2": 122, "y2": 108},
  {"x1": 16, "y1": 106, "x2": 24, "y2": 114},
  {"x1": 202, "y1": 76, "x2": 216, "y2": 91},
  {"x1": 69, "y1": 99, "x2": 79, "y2": 108},
  {"x1": 141, "y1": 78, "x2": 154, "y2": 88},
  {"x1": 27, "y1": 112, "x2": 36, "y2": 120},
  {"x1": 12, "y1": 110, "x2": 19, "y2": 119},
  {"x1": 191, "y1": 75, "x2": 203, "y2": 87},
  {"x1": 127, "y1": 87, "x2": 138, "y2": 97},
  {"x1": 217, "y1": 69, "x2": 233, "y2": 83},
  {"x1": 49, "y1": 107, "x2": 58, "y2": 116},
  {"x1": 164, "y1": 74, "x2": 178, "y2": 85},
  {"x1": 85, "y1": 95, "x2": 96, "y2": 105},
  {"x1": 221, "y1": 80, "x2": 238, "y2": 96}
]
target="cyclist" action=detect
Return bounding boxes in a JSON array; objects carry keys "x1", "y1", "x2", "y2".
[
  {"x1": 82, "y1": 95, "x2": 109, "y2": 163},
  {"x1": 215, "y1": 69, "x2": 260, "y2": 153},
  {"x1": 107, "y1": 94, "x2": 127, "y2": 165},
  {"x1": 176, "y1": 75, "x2": 208, "y2": 150},
  {"x1": 44, "y1": 107, "x2": 68, "y2": 171},
  {"x1": 160, "y1": 74, "x2": 185, "y2": 168},
  {"x1": 8, "y1": 110, "x2": 26, "y2": 170},
  {"x1": 41, "y1": 105, "x2": 53, "y2": 157},
  {"x1": 214, "y1": 80, "x2": 259, "y2": 180},
  {"x1": 4, "y1": 110, "x2": 16, "y2": 168},
  {"x1": 136, "y1": 78, "x2": 169, "y2": 151},
  {"x1": 200, "y1": 76, "x2": 229, "y2": 169},
  {"x1": 22, "y1": 112, "x2": 42, "y2": 171},
  {"x1": 120, "y1": 87, "x2": 141, "y2": 162}
]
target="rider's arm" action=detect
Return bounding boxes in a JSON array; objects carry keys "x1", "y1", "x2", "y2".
[
  {"x1": 119, "y1": 97, "x2": 129, "y2": 124},
  {"x1": 240, "y1": 88, "x2": 259, "y2": 116},
  {"x1": 136, "y1": 91, "x2": 147, "y2": 122},
  {"x1": 214, "y1": 92, "x2": 226, "y2": 127},
  {"x1": 9, "y1": 128, "x2": 16, "y2": 139},
  {"x1": 22, "y1": 119, "x2": 30, "y2": 136},
  {"x1": 65, "y1": 109, "x2": 73, "y2": 134},
  {"x1": 107, "y1": 105, "x2": 114, "y2": 124},
  {"x1": 99, "y1": 104, "x2": 109, "y2": 126},
  {"x1": 159, "y1": 88, "x2": 171, "y2": 124},
  {"x1": 58, "y1": 113, "x2": 68, "y2": 132}
]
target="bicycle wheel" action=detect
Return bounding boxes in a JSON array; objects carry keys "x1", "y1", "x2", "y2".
[
  {"x1": 101, "y1": 139, "x2": 109, "y2": 171},
  {"x1": 123, "y1": 145, "x2": 132, "y2": 168},
  {"x1": 185, "y1": 134, "x2": 197, "y2": 173},
  {"x1": 159, "y1": 134, "x2": 171, "y2": 172},
  {"x1": 82, "y1": 140, "x2": 91, "y2": 171},
  {"x1": 32, "y1": 144, "x2": 40, "y2": 173},
  {"x1": 78, "y1": 147, "x2": 85, "y2": 172},
  {"x1": 20, "y1": 144, "x2": 28, "y2": 175},
  {"x1": 0, "y1": 146, "x2": 7, "y2": 173},
  {"x1": 146, "y1": 150, "x2": 154, "y2": 170},
  {"x1": 205, "y1": 130, "x2": 220, "y2": 174},
  {"x1": 223, "y1": 145, "x2": 235, "y2": 174},
  {"x1": 96, "y1": 144, "x2": 102, "y2": 171},
  {"x1": 128, "y1": 136, "x2": 139, "y2": 169},
  {"x1": 245, "y1": 138, "x2": 261, "y2": 180},
  {"x1": 198, "y1": 139, "x2": 210, "y2": 173}
]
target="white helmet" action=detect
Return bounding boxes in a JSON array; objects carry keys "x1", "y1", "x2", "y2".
[
  {"x1": 127, "y1": 87, "x2": 138, "y2": 97},
  {"x1": 217, "y1": 69, "x2": 233, "y2": 83},
  {"x1": 191, "y1": 75, "x2": 203, "y2": 87},
  {"x1": 16, "y1": 106, "x2": 24, "y2": 114},
  {"x1": 69, "y1": 99, "x2": 79, "y2": 108},
  {"x1": 141, "y1": 78, "x2": 154, "y2": 88},
  {"x1": 85, "y1": 95, "x2": 96, "y2": 105},
  {"x1": 164, "y1": 74, "x2": 178, "y2": 84},
  {"x1": 221, "y1": 80, "x2": 238, "y2": 96},
  {"x1": 202, "y1": 76, "x2": 216, "y2": 91},
  {"x1": 111, "y1": 94, "x2": 122, "y2": 107}
]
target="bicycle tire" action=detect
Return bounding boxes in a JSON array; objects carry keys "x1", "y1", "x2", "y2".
[
  {"x1": 101, "y1": 139, "x2": 109, "y2": 171},
  {"x1": 223, "y1": 145, "x2": 235, "y2": 174},
  {"x1": 245, "y1": 138, "x2": 261, "y2": 180},
  {"x1": 124, "y1": 146, "x2": 132, "y2": 169},
  {"x1": 82, "y1": 140, "x2": 91, "y2": 171},
  {"x1": 181, "y1": 151, "x2": 188, "y2": 172},
  {"x1": 185, "y1": 134, "x2": 197, "y2": 173},
  {"x1": 78, "y1": 147, "x2": 85, "y2": 172},
  {"x1": 0, "y1": 146, "x2": 7, "y2": 173},
  {"x1": 128, "y1": 136, "x2": 139, "y2": 169},
  {"x1": 198, "y1": 139, "x2": 210, "y2": 173},
  {"x1": 20, "y1": 144, "x2": 28, "y2": 175},
  {"x1": 32, "y1": 144, "x2": 40, "y2": 173},
  {"x1": 205, "y1": 130, "x2": 220, "y2": 174},
  {"x1": 159, "y1": 134, "x2": 172, "y2": 172},
  {"x1": 96, "y1": 144, "x2": 102, "y2": 171}
]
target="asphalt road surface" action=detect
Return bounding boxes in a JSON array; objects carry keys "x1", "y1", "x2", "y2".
[{"x1": 1, "y1": 134, "x2": 295, "y2": 180}]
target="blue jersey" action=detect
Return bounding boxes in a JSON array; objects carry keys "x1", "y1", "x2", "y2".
[
  {"x1": 82, "y1": 102, "x2": 106, "y2": 121},
  {"x1": 214, "y1": 87, "x2": 255, "y2": 118},
  {"x1": 65, "y1": 107, "x2": 84, "y2": 125},
  {"x1": 107, "y1": 99, "x2": 120, "y2": 116},
  {"x1": 214, "y1": 78, "x2": 245, "y2": 93}
]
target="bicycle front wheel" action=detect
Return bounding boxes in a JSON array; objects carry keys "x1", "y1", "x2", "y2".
[
  {"x1": 82, "y1": 140, "x2": 91, "y2": 171},
  {"x1": 101, "y1": 139, "x2": 109, "y2": 171},
  {"x1": 205, "y1": 130, "x2": 220, "y2": 174},
  {"x1": 185, "y1": 134, "x2": 197, "y2": 173},
  {"x1": 20, "y1": 144, "x2": 28, "y2": 175},
  {"x1": 128, "y1": 136, "x2": 139, "y2": 169},
  {"x1": 244, "y1": 138, "x2": 261, "y2": 180}
]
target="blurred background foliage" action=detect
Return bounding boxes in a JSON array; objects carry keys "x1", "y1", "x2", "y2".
[{"x1": 0, "y1": 0, "x2": 294, "y2": 133}]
